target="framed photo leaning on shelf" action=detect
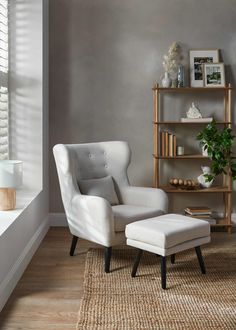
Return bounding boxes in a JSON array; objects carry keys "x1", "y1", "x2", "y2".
[
  {"x1": 203, "y1": 62, "x2": 225, "y2": 87},
  {"x1": 189, "y1": 49, "x2": 219, "y2": 87}
]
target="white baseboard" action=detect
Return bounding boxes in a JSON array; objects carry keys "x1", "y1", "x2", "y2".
[
  {"x1": 0, "y1": 216, "x2": 49, "y2": 312},
  {"x1": 49, "y1": 212, "x2": 68, "y2": 226}
]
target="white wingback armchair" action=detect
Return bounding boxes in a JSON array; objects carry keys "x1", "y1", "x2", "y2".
[{"x1": 53, "y1": 141, "x2": 168, "y2": 272}]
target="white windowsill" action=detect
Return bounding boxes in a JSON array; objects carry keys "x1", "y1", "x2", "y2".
[{"x1": 0, "y1": 189, "x2": 41, "y2": 236}]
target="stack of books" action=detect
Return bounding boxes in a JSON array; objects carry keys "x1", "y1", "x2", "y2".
[
  {"x1": 185, "y1": 206, "x2": 216, "y2": 225},
  {"x1": 160, "y1": 131, "x2": 176, "y2": 157}
]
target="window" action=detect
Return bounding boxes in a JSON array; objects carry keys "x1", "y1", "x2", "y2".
[{"x1": 0, "y1": 0, "x2": 8, "y2": 160}]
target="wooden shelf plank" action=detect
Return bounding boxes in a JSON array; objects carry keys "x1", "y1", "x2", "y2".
[
  {"x1": 153, "y1": 154, "x2": 209, "y2": 159},
  {"x1": 153, "y1": 121, "x2": 232, "y2": 125},
  {"x1": 153, "y1": 154, "x2": 236, "y2": 160},
  {"x1": 152, "y1": 86, "x2": 233, "y2": 92},
  {"x1": 159, "y1": 185, "x2": 231, "y2": 193},
  {"x1": 211, "y1": 223, "x2": 232, "y2": 227}
]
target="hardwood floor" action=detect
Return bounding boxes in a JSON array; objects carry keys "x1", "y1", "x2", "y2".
[
  {"x1": 0, "y1": 227, "x2": 235, "y2": 330},
  {"x1": 0, "y1": 228, "x2": 99, "y2": 330}
]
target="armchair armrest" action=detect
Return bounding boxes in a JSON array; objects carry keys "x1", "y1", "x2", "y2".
[
  {"x1": 119, "y1": 186, "x2": 168, "y2": 213},
  {"x1": 67, "y1": 194, "x2": 115, "y2": 247}
]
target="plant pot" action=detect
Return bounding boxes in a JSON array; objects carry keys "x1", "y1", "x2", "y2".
[
  {"x1": 202, "y1": 144, "x2": 208, "y2": 157},
  {"x1": 197, "y1": 166, "x2": 213, "y2": 188}
]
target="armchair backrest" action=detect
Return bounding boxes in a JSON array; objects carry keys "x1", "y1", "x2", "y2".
[{"x1": 53, "y1": 141, "x2": 131, "y2": 209}]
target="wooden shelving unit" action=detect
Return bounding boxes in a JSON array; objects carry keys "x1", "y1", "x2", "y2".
[{"x1": 153, "y1": 84, "x2": 233, "y2": 233}]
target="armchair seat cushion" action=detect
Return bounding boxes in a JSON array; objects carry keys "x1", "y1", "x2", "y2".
[{"x1": 112, "y1": 204, "x2": 164, "y2": 232}]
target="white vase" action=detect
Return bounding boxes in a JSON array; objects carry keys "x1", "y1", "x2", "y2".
[
  {"x1": 197, "y1": 166, "x2": 213, "y2": 188},
  {"x1": 202, "y1": 144, "x2": 208, "y2": 157},
  {"x1": 162, "y1": 72, "x2": 172, "y2": 88}
]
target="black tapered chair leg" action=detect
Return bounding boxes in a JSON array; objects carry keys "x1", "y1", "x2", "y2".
[
  {"x1": 131, "y1": 249, "x2": 143, "y2": 277},
  {"x1": 104, "y1": 247, "x2": 112, "y2": 273},
  {"x1": 161, "y1": 256, "x2": 167, "y2": 289},
  {"x1": 195, "y1": 246, "x2": 206, "y2": 274},
  {"x1": 70, "y1": 235, "x2": 78, "y2": 256},
  {"x1": 171, "y1": 254, "x2": 175, "y2": 264}
]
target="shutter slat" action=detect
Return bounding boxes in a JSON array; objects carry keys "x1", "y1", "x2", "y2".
[{"x1": 0, "y1": 0, "x2": 8, "y2": 159}]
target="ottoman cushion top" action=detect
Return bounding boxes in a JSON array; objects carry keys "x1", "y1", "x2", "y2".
[{"x1": 125, "y1": 214, "x2": 210, "y2": 249}]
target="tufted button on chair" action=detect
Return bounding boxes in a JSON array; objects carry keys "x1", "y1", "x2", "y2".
[{"x1": 53, "y1": 141, "x2": 168, "y2": 273}]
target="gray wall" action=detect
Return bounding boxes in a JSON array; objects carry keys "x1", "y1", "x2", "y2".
[{"x1": 49, "y1": 0, "x2": 236, "y2": 213}]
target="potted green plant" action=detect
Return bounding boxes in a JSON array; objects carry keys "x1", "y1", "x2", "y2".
[{"x1": 197, "y1": 121, "x2": 236, "y2": 182}]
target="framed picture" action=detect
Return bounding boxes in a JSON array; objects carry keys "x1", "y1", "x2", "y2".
[
  {"x1": 189, "y1": 49, "x2": 219, "y2": 87},
  {"x1": 203, "y1": 62, "x2": 225, "y2": 87}
]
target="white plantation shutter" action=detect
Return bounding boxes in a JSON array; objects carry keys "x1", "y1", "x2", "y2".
[{"x1": 0, "y1": 0, "x2": 8, "y2": 160}]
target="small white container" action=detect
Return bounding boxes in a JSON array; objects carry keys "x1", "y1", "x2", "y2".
[{"x1": 177, "y1": 146, "x2": 184, "y2": 156}]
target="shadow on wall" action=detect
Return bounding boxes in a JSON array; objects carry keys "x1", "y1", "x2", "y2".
[
  {"x1": 49, "y1": 0, "x2": 71, "y2": 212},
  {"x1": 9, "y1": 0, "x2": 43, "y2": 191}
]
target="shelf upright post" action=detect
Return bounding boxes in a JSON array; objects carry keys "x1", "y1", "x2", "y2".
[
  {"x1": 227, "y1": 84, "x2": 232, "y2": 233},
  {"x1": 223, "y1": 89, "x2": 227, "y2": 123},
  {"x1": 153, "y1": 83, "x2": 159, "y2": 187},
  {"x1": 223, "y1": 87, "x2": 228, "y2": 207}
]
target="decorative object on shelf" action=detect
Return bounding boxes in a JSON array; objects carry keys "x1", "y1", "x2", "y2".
[
  {"x1": 203, "y1": 62, "x2": 225, "y2": 87},
  {"x1": 197, "y1": 166, "x2": 214, "y2": 188},
  {"x1": 186, "y1": 102, "x2": 202, "y2": 119},
  {"x1": 0, "y1": 160, "x2": 23, "y2": 210},
  {"x1": 162, "y1": 42, "x2": 181, "y2": 87},
  {"x1": 189, "y1": 49, "x2": 219, "y2": 87},
  {"x1": 181, "y1": 103, "x2": 213, "y2": 123},
  {"x1": 171, "y1": 79, "x2": 178, "y2": 88},
  {"x1": 177, "y1": 64, "x2": 185, "y2": 87},
  {"x1": 161, "y1": 72, "x2": 172, "y2": 88},
  {"x1": 197, "y1": 121, "x2": 236, "y2": 182},
  {"x1": 169, "y1": 178, "x2": 200, "y2": 190},
  {"x1": 177, "y1": 146, "x2": 184, "y2": 156}
]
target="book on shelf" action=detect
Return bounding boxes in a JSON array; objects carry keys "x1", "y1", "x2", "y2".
[
  {"x1": 161, "y1": 131, "x2": 165, "y2": 157},
  {"x1": 186, "y1": 214, "x2": 216, "y2": 225},
  {"x1": 165, "y1": 131, "x2": 169, "y2": 156},
  {"x1": 185, "y1": 206, "x2": 211, "y2": 215},
  {"x1": 180, "y1": 117, "x2": 213, "y2": 123},
  {"x1": 173, "y1": 135, "x2": 177, "y2": 156},
  {"x1": 169, "y1": 134, "x2": 173, "y2": 157},
  {"x1": 160, "y1": 130, "x2": 176, "y2": 157},
  {"x1": 185, "y1": 206, "x2": 211, "y2": 211},
  {"x1": 187, "y1": 214, "x2": 212, "y2": 218}
]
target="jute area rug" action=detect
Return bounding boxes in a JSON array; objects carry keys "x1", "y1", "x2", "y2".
[{"x1": 77, "y1": 245, "x2": 236, "y2": 330}]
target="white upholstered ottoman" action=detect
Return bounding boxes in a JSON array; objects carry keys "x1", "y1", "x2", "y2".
[{"x1": 125, "y1": 213, "x2": 211, "y2": 289}]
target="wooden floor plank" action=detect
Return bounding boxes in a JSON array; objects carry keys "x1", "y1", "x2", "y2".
[{"x1": 0, "y1": 227, "x2": 235, "y2": 330}]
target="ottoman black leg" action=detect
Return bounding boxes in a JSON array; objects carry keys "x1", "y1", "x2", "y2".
[
  {"x1": 104, "y1": 247, "x2": 112, "y2": 273},
  {"x1": 195, "y1": 246, "x2": 206, "y2": 274},
  {"x1": 131, "y1": 249, "x2": 143, "y2": 277},
  {"x1": 171, "y1": 254, "x2": 175, "y2": 264},
  {"x1": 161, "y1": 256, "x2": 167, "y2": 289}
]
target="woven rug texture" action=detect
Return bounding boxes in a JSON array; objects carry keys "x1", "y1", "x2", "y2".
[{"x1": 77, "y1": 245, "x2": 236, "y2": 330}]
